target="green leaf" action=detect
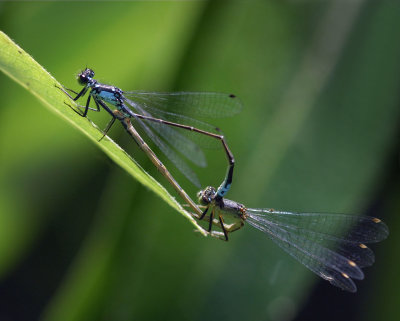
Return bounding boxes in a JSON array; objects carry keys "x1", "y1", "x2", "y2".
[{"x1": 0, "y1": 30, "x2": 205, "y2": 236}]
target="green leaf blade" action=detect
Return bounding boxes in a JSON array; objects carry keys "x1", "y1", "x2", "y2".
[{"x1": 0, "y1": 30, "x2": 204, "y2": 234}]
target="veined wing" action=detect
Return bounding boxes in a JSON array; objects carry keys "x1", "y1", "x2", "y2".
[
  {"x1": 247, "y1": 210, "x2": 388, "y2": 243},
  {"x1": 121, "y1": 93, "x2": 240, "y2": 187},
  {"x1": 134, "y1": 104, "x2": 208, "y2": 167},
  {"x1": 126, "y1": 97, "x2": 206, "y2": 172},
  {"x1": 132, "y1": 115, "x2": 201, "y2": 187},
  {"x1": 144, "y1": 118, "x2": 207, "y2": 167},
  {"x1": 246, "y1": 209, "x2": 388, "y2": 292},
  {"x1": 139, "y1": 106, "x2": 223, "y2": 150},
  {"x1": 127, "y1": 97, "x2": 222, "y2": 150},
  {"x1": 123, "y1": 91, "x2": 243, "y2": 119},
  {"x1": 96, "y1": 97, "x2": 205, "y2": 185}
]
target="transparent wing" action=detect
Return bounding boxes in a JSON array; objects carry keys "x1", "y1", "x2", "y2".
[
  {"x1": 138, "y1": 107, "x2": 208, "y2": 166},
  {"x1": 123, "y1": 91, "x2": 243, "y2": 119},
  {"x1": 132, "y1": 115, "x2": 201, "y2": 187},
  {"x1": 120, "y1": 91, "x2": 243, "y2": 187},
  {"x1": 126, "y1": 98, "x2": 223, "y2": 150},
  {"x1": 139, "y1": 106, "x2": 223, "y2": 150},
  {"x1": 246, "y1": 209, "x2": 388, "y2": 292},
  {"x1": 143, "y1": 117, "x2": 207, "y2": 167},
  {"x1": 124, "y1": 98, "x2": 207, "y2": 186}
]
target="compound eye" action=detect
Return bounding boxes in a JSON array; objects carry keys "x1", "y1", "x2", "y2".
[
  {"x1": 200, "y1": 196, "x2": 210, "y2": 205},
  {"x1": 77, "y1": 74, "x2": 86, "y2": 85}
]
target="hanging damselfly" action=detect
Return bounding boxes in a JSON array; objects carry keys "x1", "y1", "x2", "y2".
[
  {"x1": 57, "y1": 68, "x2": 241, "y2": 217},
  {"x1": 197, "y1": 186, "x2": 388, "y2": 292}
]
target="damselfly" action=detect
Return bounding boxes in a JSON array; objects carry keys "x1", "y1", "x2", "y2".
[
  {"x1": 197, "y1": 186, "x2": 389, "y2": 292},
  {"x1": 58, "y1": 68, "x2": 242, "y2": 216}
]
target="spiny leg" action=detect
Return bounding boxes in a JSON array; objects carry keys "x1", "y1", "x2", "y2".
[
  {"x1": 188, "y1": 206, "x2": 228, "y2": 241},
  {"x1": 218, "y1": 215, "x2": 229, "y2": 241},
  {"x1": 192, "y1": 205, "x2": 234, "y2": 240},
  {"x1": 208, "y1": 209, "x2": 214, "y2": 233},
  {"x1": 222, "y1": 220, "x2": 244, "y2": 233},
  {"x1": 63, "y1": 101, "x2": 85, "y2": 117},
  {"x1": 99, "y1": 116, "x2": 116, "y2": 142},
  {"x1": 55, "y1": 84, "x2": 77, "y2": 100},
  {"x1": 199, "y1": 206, "x2": 209, "y2": 220},
  {"x1": 60, "y1": 86, "x2": 99, "y2": 117},
  {"x1": 64, "y1": 100, "x2": 99, "y2": 114},
  {"x1": 57, "y1": 85, "x2": 78, "y2": 96},
  {"x1": 97, "y1": 103, "x2": 122, "y2": 141},
  {"x1": 55, "y1": 83, "x2": 88, "y2": 101},
  {"x1": 95, "y1": 100, "x2": 126, "y2": 140},
  {"x1": 78, "y1": 94, "x2": 92, "y2": 117}
]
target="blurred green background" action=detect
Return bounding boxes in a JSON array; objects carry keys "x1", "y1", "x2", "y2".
[{"x1": 0, "y1": 1, "x2": 399, "y2": 321}]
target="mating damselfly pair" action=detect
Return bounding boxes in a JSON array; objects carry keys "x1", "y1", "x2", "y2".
[{"x1": 59, "y1": 68, "x2": 388, "y2": 292}]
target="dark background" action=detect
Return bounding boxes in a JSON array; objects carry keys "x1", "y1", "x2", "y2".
[{"x1": 0, "y1": 1, "x2": 399, "y2": 321}]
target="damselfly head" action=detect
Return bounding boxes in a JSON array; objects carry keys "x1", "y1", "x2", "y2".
[
  {"x1": 77, "y1": 68, "x2": 95, "y2": 86},
  {"x1": 197, "y1": 186, "x2": 217, "y2": 205}
]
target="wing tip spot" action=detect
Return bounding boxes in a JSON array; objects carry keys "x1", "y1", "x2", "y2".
[
  {"x1": 372, "y1": 217, "x2": 381, "y2": 223},
  {"x1": 341, "y1": 272, "x2": 350, "y2": 279},
  {"x1": 359, "y1": 243, "x2": 368, "y2": 249},
  {"x1": 348, "y1": 260, "x2": 357, "y2": 267}
]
